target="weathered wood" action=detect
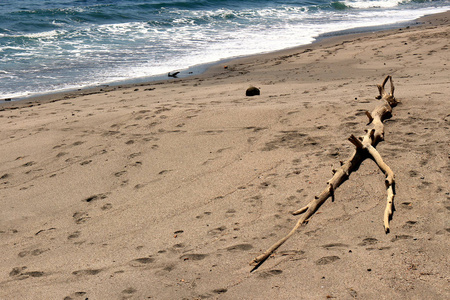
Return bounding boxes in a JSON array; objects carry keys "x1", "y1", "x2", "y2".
[{"x1": 250, "y1": 76, "x2": 398, "y2": 271}]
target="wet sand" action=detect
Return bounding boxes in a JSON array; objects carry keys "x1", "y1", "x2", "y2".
[{"x1": 0, "y1": 11, "x2": 449, "y2": 300}]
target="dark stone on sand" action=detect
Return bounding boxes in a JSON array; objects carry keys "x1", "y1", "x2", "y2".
[{"x1": 246, "y1": 86, "x2": 260, "y2": 96}]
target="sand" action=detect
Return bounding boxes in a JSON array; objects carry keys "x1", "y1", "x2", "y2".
[{"x1": 1, "y1": 11, "x2": 449, "y2": 300}]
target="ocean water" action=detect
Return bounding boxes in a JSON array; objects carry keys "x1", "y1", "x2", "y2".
[{"x1": 1, "y1": 0, "x2": 449, "y2": 100}]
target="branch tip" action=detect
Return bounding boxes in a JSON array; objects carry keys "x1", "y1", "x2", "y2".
[{"x1": 365, "y1": 111, "x2": 373, "y2": 124}]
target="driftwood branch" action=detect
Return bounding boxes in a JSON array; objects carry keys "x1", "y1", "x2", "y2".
[{"x1": 250, "y1": 76, "x2": 398, "y2": 271}]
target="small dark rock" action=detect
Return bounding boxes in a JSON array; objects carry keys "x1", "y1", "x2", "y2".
[{"x1": 246, "y1": 86, "x2": 260, "y2": 96}]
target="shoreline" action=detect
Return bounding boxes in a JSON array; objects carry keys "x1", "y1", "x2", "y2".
[{"x1": 1, "y1": 10, "x2": 447, "y2": 109}]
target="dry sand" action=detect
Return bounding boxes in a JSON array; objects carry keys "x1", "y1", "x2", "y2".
[{"x1": 1, "y1": 11, "x2": 449, "y2": 300}]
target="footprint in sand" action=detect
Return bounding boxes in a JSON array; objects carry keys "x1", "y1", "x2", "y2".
[
  {"x1": 402, "y1": 220, "x2": 417, "y2": 229},
  {"x1": 80, "y1": 160, "x2": 92, "y2": 165},
  {"x1": 72, "y1": 141, "x2": 85, "y2": 146},
  {"x1": 321, "y1": 243, "x2": 349, "y2": 249},
  {"x1": 9, "y1": 266, "x2": 27, "y2": 276},
  {"x1": 56, "y1": 152, "x2": 69, "y2": 158},
  {"x1": 258, "y1": 269, "x2": 283, "y2": 279},
  {"x1": 148, "y1": 262, "x2": 169, "y2": 276},
  {"x1": 259, "y1": 181, "x2": 271, "y2": 189},
  {"x1": 180, "y1": 253, "x2": 208, "y2": 261},
  {"x1": 18, "y1": 248, "x2": 48, "y2": 257},
  {"x1": 63, "y1": 291, "x2": 87, "y2": 300},
  {"x1": 83, "y1": 193, "x2": 108, "y2": 203},
  {"x1": 357, "y1": 238, "x2": 378, "y2": 246},
  {"x1": 212, "y1": 288, "x2": 228, "y2": 294},
  {"x1": 72, "y1": 211, "x2": 90, "y2": 224},
  {"x1": 22, "y1": 161, "x2": 35, "y2": 167},
  {"x1": 9, "y1": 266, "x2": 45, "y2": 279},
  {"x1": 401, "y1": 202, "x2": 413, "y2": 210},
  {"x1": 0, "y1": 228, "x2": 19, "y2": 239},
  {"x1": 196, "y1": 211, "x2": 212, "y2": 219},
  {"x1": 128, "y1": 152, "x2": 141, "y2": 159},
  {"x1": 101, "y1": 203, "x2": 112, "y2": 210},
  {"x1": 202, "y1": 158, "x2": 217, "y2": 165},
  {"x1": 72, "y1": 269, "x2": 102, "y2": 276},
  {"x1": 67, "y1": 231, "x2": 81, "y2": 240},
  {"x1": 390, "y1": 235, "x2": 413, "y2": 242},
  {"x1": 134, "y1": 183, "x2": 146, "y2": 190},
  {"x1": 114, "y1": 170, "x2": 127, "y2": 177},
  {"x1": 409, "y1": 170, "x2": 419, "y2": 177},
  {"x1": 203, "y1": 130, "x2": 224, "y2": 135},
  {"x1": 315, "y1": 256, "x2": 340, "y2": 265},
  {"x1": 208, "y1": 226, "x2": 226, "y2": 236},
  {"x1": 348, "y1": 288, "x2": 358, "y2": 298},
  {"x1": 158, "y1": 169, "x2": 172, "y2": 175},
  {"x1": 172, "y1": 243, "x2": 185, "y2": 250},
  {"x1": 225, "y1": 209, "x2": 236, "y2": 215},
  {"x1": 129, "y1": 257, "x2": 155, "y2": 267},
  {"x1": 225, "y1": 244, "x2": 253, "y2": 251},
  {"x1": 122, "y1": 287, "x2": 137, "y2": 296}
]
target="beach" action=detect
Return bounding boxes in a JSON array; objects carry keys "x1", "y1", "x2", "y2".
[{"x1": 1, "y1": 10, "x2": 449, "y2": 299}]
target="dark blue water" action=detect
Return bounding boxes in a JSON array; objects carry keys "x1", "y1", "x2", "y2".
[{"x1": 1, "y1": 0, "x2": 449, "y2": 99}]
